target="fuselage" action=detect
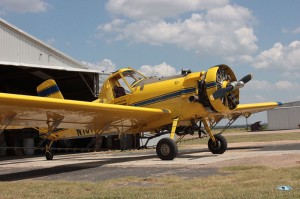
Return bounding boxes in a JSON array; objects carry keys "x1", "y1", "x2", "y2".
[{"x1": 47, "y1": 65, "x2": 239, "y2": 139}]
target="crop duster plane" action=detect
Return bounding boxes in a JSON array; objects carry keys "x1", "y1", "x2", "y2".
[{"x1": 0, "y1": 64, "x2": 281, "y2": 160}]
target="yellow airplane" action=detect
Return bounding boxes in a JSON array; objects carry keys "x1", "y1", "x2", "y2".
[{"x1": 0, "y1": 64, "x2": 281, "y2": 160}]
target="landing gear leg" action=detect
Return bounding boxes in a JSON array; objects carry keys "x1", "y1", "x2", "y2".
[
  {"x1": 156, "y1": 118, "x2": 179, "y2": 160},
  {"x1": 36, "y1": 113, "x2": 63, "y2": 161},
  {"x1": 45, "y1": 140, "x2": 54, "y2": 160},
  {"x1": 202, "y1": 119, "x2": 227, "y2": 154}
]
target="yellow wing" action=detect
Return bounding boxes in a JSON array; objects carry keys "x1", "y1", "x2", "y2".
[
  {"x1": 234, "y1": 102, "x2": 282, "y2": 114},
  {"x1": 204, "y1": 102, "x2": 282, "y2": 127},
  {"x1": 0, "y1": 93, "x2": 171, "y2": 134},
  {"x1": 210, "y1": 102, "x2": 282, "y2": 119}
]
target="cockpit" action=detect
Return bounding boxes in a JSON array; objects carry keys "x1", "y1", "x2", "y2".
[{"x1": 110, "y1": 68, "x2": 146, "y2": 99}]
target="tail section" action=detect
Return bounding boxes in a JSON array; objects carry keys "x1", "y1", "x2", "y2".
[{"x1": 37, "y1": 79, "x2": 64, "y2": 99}]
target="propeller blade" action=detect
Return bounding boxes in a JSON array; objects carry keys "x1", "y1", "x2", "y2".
[
  {"x1": 239, "y1": 74, "x2": 253, "y2": 84},
  {"x1": 210, "y1": 85, "x2": 233, "y2": 100},
  {"x1": 210, "y1": 74, "x2": 253, "y2": 100}
]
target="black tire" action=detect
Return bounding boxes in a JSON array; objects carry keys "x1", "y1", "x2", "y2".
[
  {"x1": 156, "y1": 138, "x2": 178, "y2": 160},
  {"x1": 45, "y1": 151, "x2": 53, "y2": 160},
  {"x1": 208, "y1": 134, "x2": 227, "y2": 154}
]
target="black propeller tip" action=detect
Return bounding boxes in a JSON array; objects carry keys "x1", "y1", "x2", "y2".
[{"x1": 239, "y1": 74, "x2": 253, "y2": 84}]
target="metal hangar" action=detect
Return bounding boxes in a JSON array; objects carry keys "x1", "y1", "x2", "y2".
[
  {"x1": 267, "y1": 101, "x2": 300, "y2": 130},
  {"x1": 0, "y1": 18, "x2": 101, "y2": 101},
  {"x1": 0, "y1": 18, "x2": 105, "y2": 156}
]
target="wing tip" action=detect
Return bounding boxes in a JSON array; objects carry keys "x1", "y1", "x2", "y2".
[{"x1": 277, "y1": 102, "x2": 283, "y2": 106}]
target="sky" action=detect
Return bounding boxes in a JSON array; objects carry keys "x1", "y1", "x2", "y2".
[{"x1": 1, "y1": 0, "x2": 300, "y2": 124}]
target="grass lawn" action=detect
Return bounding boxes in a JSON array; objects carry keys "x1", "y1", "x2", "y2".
[
  {"x1": 0, "y1": 166, "x2": 299, "y2": 199},
  {"x1": 178, "y1": 131, "x2": 300, "y2": 146}
]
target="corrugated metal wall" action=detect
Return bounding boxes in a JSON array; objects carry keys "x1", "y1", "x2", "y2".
[
  {"x1": 0, "y1": 18, "x2": 87, "y2": 70},
  {"x1": 267, "y1": 106, "x2": 300, "y2": 130}
]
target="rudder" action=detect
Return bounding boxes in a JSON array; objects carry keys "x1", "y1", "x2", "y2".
[{"x1": 37, "y1": 79, "x2": 64, "y2": 99}]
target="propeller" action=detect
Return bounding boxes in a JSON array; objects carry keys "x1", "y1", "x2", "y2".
[{"x1": 210, "y1": 74, "x2": 253, "y2": 100}]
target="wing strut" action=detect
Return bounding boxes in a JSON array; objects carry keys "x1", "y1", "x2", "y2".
[
  {"x1": 0, "y1": 113, "x2": 16, "y2": 135},
  {"x1": 85, "y1": 124, "x2": 112, "y2": 151},
  {"x1": 218, "y1": 114, "x2": 241, "y2": 134},
  {"x1": 37, "y1": 112, "x2": 64, "y2": 155}
]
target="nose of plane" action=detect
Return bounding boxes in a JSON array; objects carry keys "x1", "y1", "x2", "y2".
[{"x1": 204, "y1": 64, "x2": 240, "y2": 112}]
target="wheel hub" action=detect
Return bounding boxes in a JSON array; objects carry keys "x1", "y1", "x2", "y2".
[
  {"x1": 211, "y1": 140, "x2": 221, "y2": 150},
  {"x1": 160, "y1": 144, "x2": 170, "y2": 156}
]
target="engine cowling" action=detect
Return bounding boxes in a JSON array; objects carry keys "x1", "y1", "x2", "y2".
[{"x1": 205, "y1": 64, "x2": 239, "y2": 112}]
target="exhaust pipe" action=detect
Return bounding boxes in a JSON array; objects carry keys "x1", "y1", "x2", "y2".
[{"x1": 188, "y1": 95, "x2": 199, "y2": 102}]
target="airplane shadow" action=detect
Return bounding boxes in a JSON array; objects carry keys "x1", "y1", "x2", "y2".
[
  {"x1": 0, "y1": 149, "x2": 221, "y2": 182},
  {"x1": 0, "y1": 154, "x2": 157, "y2": 182},
  {"x1": 0, "y1": 149, "x2": 212, "y2": 182}
]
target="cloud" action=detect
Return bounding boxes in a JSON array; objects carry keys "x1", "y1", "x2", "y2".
[
  {"x1": 282, "y1": 71, "x2": 300, "y2": 79},
  {"x1": 138, "y1": 62, "x2": 178, "y2": 77},
  {"x1": 292, "y1": 27, "x2": 300, "y2": 34},
  {"x1": 246, "y1": 79, "x2": 297, "y2": 91},
  {"x1": 46, "y1": 38, "x2": 56, "y2": 46},
  {"x1": 275, "y1": 81, "x2": 293, "y2": 89},
  {"x1": 0, "y1": 0, "x2": 49, "y2": 14},
  {"x1": 106, "y1": 0, "x2": 229, "y2": 20},
  {"x1": 246, "y1": 80, "x2": 272, "y2": 90},
  {"x1": 83, "y1": 59, "x2": 178, "y2": 77},
  {"x1": 283, "y1": 27, "x2": 300, "y2": 34},
  {"x1": 252, "y1": 40, "x2": 300, "y2": 70},
  {"x1": 82, "y1": 59, "x2": 116, "y2": 73},
  {"x1": 99, "y1": 2, "x2": 257, "y2": 58},
  {"x1": 254, "y1": 95, "x2": 267, "y2": 101}
]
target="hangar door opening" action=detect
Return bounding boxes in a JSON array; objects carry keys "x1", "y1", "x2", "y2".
[{"x1": 0, "y1": 65, "x2": 100, "y2": 101}]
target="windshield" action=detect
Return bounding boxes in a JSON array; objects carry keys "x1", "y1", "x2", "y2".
[{"x1": 122, "y1": 70, "x2": 145, "y2": 87}]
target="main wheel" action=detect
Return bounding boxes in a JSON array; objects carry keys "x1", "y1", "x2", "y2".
[
  {"x1": 156, "y1": 138, "x2": 178, "y2": 160},
  {"x1": 208, "y1": 134, "x2": 227, "y2": 154},
  {"x1": 45, "y1": 151, "x2": 53, "y2": 160}
]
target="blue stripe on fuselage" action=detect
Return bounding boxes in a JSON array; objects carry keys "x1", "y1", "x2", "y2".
[{"x1": 132, "y1": 87, "x2": 196, "y2": 107}]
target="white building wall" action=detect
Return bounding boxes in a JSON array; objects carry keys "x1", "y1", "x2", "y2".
[
  {"x1": 268, "y1": 106, "x2": 300, "y2": 130},
  {"x1": 0, "y1": 18, "x2": 90, "y2": 71}
]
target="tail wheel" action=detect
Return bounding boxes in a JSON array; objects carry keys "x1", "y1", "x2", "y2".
[
  {"x1": 156, "y1": 138, "x2": 178, "y2": 160},
  {"x1": 208, "y1": 134, "x2": 227, "y2": 154}
]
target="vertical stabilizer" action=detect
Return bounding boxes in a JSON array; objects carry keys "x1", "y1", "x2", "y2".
[{"x1": 37, "y1": 79, "x2": 64, "y2": 99}]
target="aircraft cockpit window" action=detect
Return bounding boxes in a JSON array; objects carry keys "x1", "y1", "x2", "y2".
[
  {"x1": 117, "y1": 78, "x2": 132, "y2": 94},
  {"x1": 122, "y1": 71, "x2": 145, "y2": 87}
]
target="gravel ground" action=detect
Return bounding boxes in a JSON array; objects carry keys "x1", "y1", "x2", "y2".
[{"x1": 0, "y1": 131, "x2": 300, "y2": 182}]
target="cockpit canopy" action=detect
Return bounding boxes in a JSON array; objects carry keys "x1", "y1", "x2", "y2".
[
  {"x1": 107, "y1": 68, "x2": 146, "y2": 98},
  {"x1": 121, "y1": 70, "x2": 145, "y2": 88}
]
